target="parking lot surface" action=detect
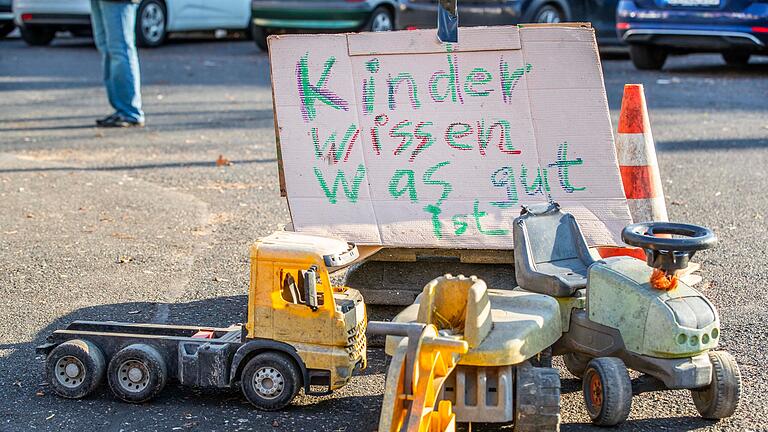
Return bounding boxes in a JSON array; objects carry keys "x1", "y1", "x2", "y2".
[{"x1": 1, "y1": 35, "x2": 767, "y2": 431}]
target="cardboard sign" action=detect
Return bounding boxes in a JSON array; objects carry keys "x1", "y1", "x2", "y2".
[{"x1": 269, "y1": 25, "x2": 632, "y2": 249}]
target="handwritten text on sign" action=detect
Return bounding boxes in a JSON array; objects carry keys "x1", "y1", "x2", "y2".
[{"x1": 270, "y1": 26, "x2": 632, "y2": 248}]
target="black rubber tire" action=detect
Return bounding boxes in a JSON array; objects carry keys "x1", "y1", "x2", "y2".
[
  {"x1": 722, "y1": 52, "x2": 750, "y2": 66},
  {"x1": 136, "y1": 0, "x2": 167, "y2": 48},
  {"x1": 563, "y1": 352, "x2": 591, "y2": 379},
  {"x1": 582, "y1": 357, "x2": 632, "y2": 426},
  {"x1": 514, "y1": 366, "x2": 561, "y2": 432},
  {"x1": 107, "y1": 344, "x2": 167, "y2": 403},
  {"x1": 251, "y1": 22, "x2": 268, "y2": 51},
  {"x1": 532, "y1": 4, "x2": 564, "y2": 24},
  {"x1": 20, "y1": 25, "x2": 55, "y2": 46},
  {"x1": 46, "y1": 339, "x2": 106, "y2": 399},
  {"x1": 629, "y1": 44, "x2": 668, "y2": 70},
  {"x1": 0, "y1": 22, "x2": 14, "y2": 39},
  {"x1": 241, "y1": 352, "x2": 302, "y2": 411},
  {"x1": 691, "y1": 351, "x2": 741, "y2": 419},
  {"x1": 366, "y1": 6, "x2": 394, "y2": 32}
]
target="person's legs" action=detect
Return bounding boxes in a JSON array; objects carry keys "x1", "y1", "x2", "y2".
[
  {"x1": 100, "y1": 1, "x2": 144, "y2": 123},
  {"x1": 90, "y1": 0, "x2": 117, "y2": 114}
]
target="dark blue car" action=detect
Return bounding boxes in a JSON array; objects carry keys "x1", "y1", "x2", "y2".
[{"x1": 617, "y1": 0, "x2": 768, "y2": 69}]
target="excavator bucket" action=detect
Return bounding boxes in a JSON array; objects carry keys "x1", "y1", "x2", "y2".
[{"x1": 369, "y1": 322, "x2": 469, "y2": 432}]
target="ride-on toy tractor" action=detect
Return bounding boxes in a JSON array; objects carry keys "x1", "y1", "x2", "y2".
[
  {"x1": 514, "y1": 202, "x2": 741, "y2": 426},
  {"x1": 37, "y1": 232, "x2": 367, "y2": 411},
  {"x1": 384, "y1": 274, "x2": 563, "y2": 431}
]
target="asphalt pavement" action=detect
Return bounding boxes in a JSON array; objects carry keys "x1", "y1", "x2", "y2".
[{"x1": 1, "y1": 34, "x2": 767, "y2": 432}]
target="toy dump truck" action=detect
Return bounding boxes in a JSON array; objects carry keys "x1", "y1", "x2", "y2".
[{"x1": 37, "y1": 232, "x2": 367, "y2": 410}]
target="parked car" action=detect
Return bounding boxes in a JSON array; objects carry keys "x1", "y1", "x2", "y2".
[
  {"x1": 250, "y1": 0, "x2": 398, "y2": 50},
  {"x1": 250, "y1": 0, "x2": 622, "y2": 51},
  {"x1": 397, "y1": 0, "x2": 621, "y2": 45},
  {"x1": 12, "y1": 0, "x2": 252, "y2": 47},
  {"x1": 0, "y1": 0, "x2": 15, "y2": 39},
  {"x1": 617, "y1": 0, "x2": 768, "y2": 69}
]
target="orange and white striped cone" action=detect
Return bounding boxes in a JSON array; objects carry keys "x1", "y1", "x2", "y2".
[{"x1": 616, "y1": 84, "x2": 668, "y2": 223}]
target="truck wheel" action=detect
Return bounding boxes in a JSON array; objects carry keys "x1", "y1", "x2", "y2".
[
  {"x1": 46, "y1": 339, "x2": 105, "y2": 399},
  {"x1": 107, "y1": 344, "x2": 167, "y2": 403},
  {"x1": 691, "y1": 351, "x2": 741, "y2": 419},
  {"x1": 20, "y1": 25, "x2": 55, "y2": 46},
  {"x1": 629, "y1": 44, "x2": 667, "y2": 70},
  {"x1": 563, "y1": 352, "x2": 591, "y2": 379},
  {"x1": 514, "y1": 366, "x2": 561, "y2": 432},
  {"x1": 582, "y1": 357, "x2": 632, "y2": 426},
  {"x1": 241, "y1": 352, "x2": 301, "y2": 411}
]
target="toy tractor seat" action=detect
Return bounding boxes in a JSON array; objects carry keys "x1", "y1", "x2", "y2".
[
  {"x1": 513, "y1": 202, "x2": 596, "y2": 297},
  {"x1": 385, "y1": 275, "x2": 562, "y2": 367}
]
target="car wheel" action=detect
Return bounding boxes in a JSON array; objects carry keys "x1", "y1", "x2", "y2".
[
  {"x1": 0, "y1": 22, "x2": 14, "y2": 39},
  {"x1": 532, "y1": 4, "x2": 563, "y2": 24},
  {"x1": 722, "y1": 52, "x2": 750, "y2": 66},
  {"x1": 107, "y1": 344, "x2": 167, "y2": 403},
  {"x1": 367, "y1": 6, "x2": 394, "y2": 32},
  {"x1": 136, "y1": 0, "x2": 167, "y2": 48},
  {"x1": 20, "y1": 25, "x2": 55, "y2": 46},
  {"x1": 629, "y1": 44, "x2": 667, "y2": 70},
  {"x1": 251, "y1": 22, "x2": 268, "y2": 52},
  {"x1": 45, "y1": 339, "x2": 106, "y2": 399},
  {"x1": 241, "y1": 352, "x2": 301, "y2": 411}
]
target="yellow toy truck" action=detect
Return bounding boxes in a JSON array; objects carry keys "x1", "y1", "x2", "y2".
[{"x1": 36, "y1": 232, "x2": 367, "y2": 411}]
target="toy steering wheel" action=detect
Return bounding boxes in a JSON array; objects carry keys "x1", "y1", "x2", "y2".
[{"x1": 621, "y1": 222, "x2": 717, "y2": 273}]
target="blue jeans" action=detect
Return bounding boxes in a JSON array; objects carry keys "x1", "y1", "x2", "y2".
[{"x1": 90, "y1": 0, "x2": 144, "y2": 123}]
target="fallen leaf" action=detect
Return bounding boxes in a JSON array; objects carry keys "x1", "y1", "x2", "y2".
[{"x1": 216, "y1": 155, "x2": 232, "y2": 167}]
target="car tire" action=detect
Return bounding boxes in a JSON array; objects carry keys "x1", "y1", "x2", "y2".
[
  {"x1": 45, "y1": 339, "x2": 106, "y2": 399},
  {"x1": 20, "y1": 25, "x2": 55, "y2": 46},
  {"x1": 251, "y1": 22, "x2": 268, "y2": 52},
  {"x1": 367, "y1": 6, "x2": 394, "y2": 32},
  {"x1": 629, "y1": 44, "x2": 667, "y2": 70},
  {"x1": 107, "y1": 344, "x2": 168, "y2": 403},
  {"x1": 582, "y1": 357, "x2": 632, "y2": 426},
  {"x1": 722, "y1": 52, "x2": 750, "y2": 66},
  {"x1": 531, "y1": 4, "x2": 564, "y2": 23},
  {"x1": 136, "y1": 0, "x2": 167, "y2": 48},
  {"x1": 0, "y1": 22, "x2": 14, "y2": 39},
  {"x1": 241, "y1": 352, "x2": 302, "y2": 411}
]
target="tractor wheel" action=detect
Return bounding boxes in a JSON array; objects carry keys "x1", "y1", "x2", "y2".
[
  {"x1": 107, "y1": 344, "x2": 167, "y2": 403},
  {"x1": 582, "y1": 357, "x2": 632, "y2": 426},
  {"x1": 514, "y1": 365, "x2": 561, "y2": 432},
  {"x1": 46, "y1": 339, "x2": 106, "y2": 399},
  {"x1": 563, "y1": 352, "x2": 591, "y2": 379},
  {"x1": 241, "y1": 352, "x2": 301, "y2": 411},
  {"x1": 691, "y1": 351, "x2": 741, "y2": 419}
]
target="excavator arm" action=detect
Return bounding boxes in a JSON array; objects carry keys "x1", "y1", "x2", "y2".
[{"x1": 369, "y1": 322, "x2": 468, "y2": 432}]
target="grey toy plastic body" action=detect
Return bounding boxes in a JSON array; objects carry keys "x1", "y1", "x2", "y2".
[{"x1": 513, "y1": 202, "x2": 596, "y2": 297}]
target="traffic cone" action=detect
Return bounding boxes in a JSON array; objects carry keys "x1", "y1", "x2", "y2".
[{"x1": 615, "y1": 84, "x2": 668, "y2": 223}]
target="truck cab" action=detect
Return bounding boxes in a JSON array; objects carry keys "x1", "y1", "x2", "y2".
[{"x1": 245, "y1": 231, "x2": 367, "y2": 394}]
